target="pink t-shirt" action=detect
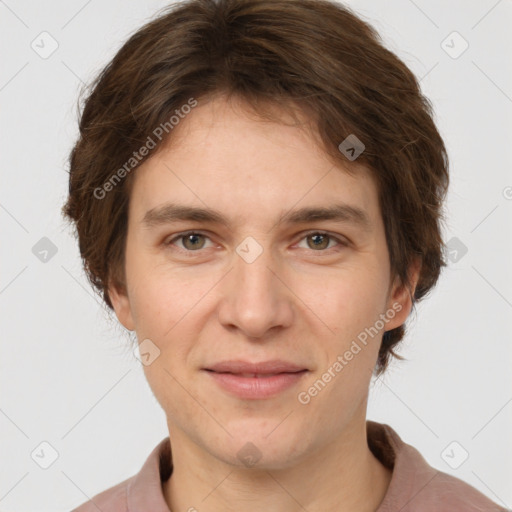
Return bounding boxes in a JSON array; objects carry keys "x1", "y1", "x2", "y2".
[{"x1": 71, "y1": 421, "x2": 507, "y2": 511}]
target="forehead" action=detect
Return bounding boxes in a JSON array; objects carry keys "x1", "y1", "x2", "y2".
[{"x1": 128, "y1": 95, "x2": 380, "y2": 229}]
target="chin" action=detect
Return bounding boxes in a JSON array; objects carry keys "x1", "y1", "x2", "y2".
[{"x1": 209, "y1": 421, "x2": 305, "y2": 469}]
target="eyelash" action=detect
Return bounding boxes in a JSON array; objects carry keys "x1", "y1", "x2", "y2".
[{"x1": 164, "y1": 230, "x2": 348, "y2": 255}]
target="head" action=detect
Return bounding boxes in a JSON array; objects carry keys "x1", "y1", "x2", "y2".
[{"x1": 62, "y1": 0, "x2": 448, "y2": 466}]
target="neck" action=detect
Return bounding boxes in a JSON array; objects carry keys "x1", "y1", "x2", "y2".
[{"x1": 163, "y1": 412, "x2": 392, "y2": 512}]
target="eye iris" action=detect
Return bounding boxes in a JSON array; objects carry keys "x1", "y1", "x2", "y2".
[
  {"x1": 178, "y1": 234, "x2": 333, "y2": 251},
  {"x1": 308, "y1": 233, "x2": 329, "y2": 250},
  {"x1": 183, "y1": 234, "x2": 205, "y2": 250}
]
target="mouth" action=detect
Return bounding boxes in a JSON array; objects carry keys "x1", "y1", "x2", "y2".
[
  {"x1": 202, "y1": 366, "x2": 309, "y2": 399},
  {"x1": 204, "y1": 359, "x2": 309, "y2": 375},
  {"x1": 204, "y1": 369, "x2": 308, "y2": 377}
]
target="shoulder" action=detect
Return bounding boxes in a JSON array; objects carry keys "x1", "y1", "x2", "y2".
[
  {"x1": 420, "y1": 470, "x2": 509, "y2": 511},
  {"x1": 70, "y1": 476, "x2": 132, "y2": 512},
  {"x1": 368, "y1": 421, "x2": 508, "y2": 512},
  {"x1": 69, "y1": 437, "x2": 171, "y2": 512}
]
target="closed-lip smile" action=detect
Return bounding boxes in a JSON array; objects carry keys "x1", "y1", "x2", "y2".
[
  {"x1": 203, "y1": 359, "x2": 309, "y2": 399},
  {"x1": 204, "y1": 359, "x2": 309, "y2": 374}
]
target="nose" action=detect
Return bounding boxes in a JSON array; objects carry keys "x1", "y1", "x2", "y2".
[{"x1": 216, "y1": 240, "x2": 294, "y2": 339}]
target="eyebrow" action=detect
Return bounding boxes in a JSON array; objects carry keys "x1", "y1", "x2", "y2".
[{"x1": 141, "y1": 202, "x2": 372, "y2": 231}]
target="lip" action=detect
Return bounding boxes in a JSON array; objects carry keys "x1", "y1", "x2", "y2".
[
  {"x1": 205, "y1": 359, "x2": 308, "y2": 374},
  {"x1": 202, "y1": 360, "x2": 309, "y2": 400},
  {"x1": 204, "y1": 370, "x2": 308, "y2": 399}
]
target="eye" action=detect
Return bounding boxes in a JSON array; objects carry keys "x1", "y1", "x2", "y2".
[
  {"x1": 164, "y1": 230, "x2": 348, "y2": 254},
  {"x1": 296, "y1": 231, "x2": 347, "y2": 252},
  {"x1": 165, "y1": 231, "x2": 214, "y2": 251}
]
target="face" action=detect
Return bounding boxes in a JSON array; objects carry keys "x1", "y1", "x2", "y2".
[{"x1": 109, "y1": 94, "x2": 417, "y2": 469}]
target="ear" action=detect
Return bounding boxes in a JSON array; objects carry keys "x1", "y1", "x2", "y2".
[
  {"x1": 384, "y1": 256, "x2": 421, "y2": 331},
  {"x1": 108, "y1": 279, "x2": 136, "y2": 331}
]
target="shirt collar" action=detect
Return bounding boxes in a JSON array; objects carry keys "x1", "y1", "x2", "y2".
[
  {"x1": 127, "y1": 436, "x2": 173, "y2": 511},
  {"x1": 125, "y1": 421, "x2": 444, "y2": 512}
]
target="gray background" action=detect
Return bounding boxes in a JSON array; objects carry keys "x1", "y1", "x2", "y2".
[{"x1": 1, "y1": 0, "x2": 511, "y2": 510}]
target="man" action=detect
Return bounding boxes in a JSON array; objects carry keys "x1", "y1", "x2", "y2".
[{"x1": 63, "y1": 0, "x2": 505, "y2": 510}]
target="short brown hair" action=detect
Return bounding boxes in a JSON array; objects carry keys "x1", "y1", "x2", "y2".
[{"x1": 62, "y1": 0, "x2": 449, "y2": 374}]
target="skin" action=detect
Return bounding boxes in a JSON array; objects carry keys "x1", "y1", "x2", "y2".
[{"x1": 109, "y1": 94, "x2": 420, "y2": 512}]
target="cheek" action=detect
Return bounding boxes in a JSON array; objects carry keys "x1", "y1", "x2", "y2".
[
  {"x1": 126, "y1": 262, "x2": 219, "y2": 378},
  {"x1": 125, "y1": 254, "x2": 199, "y2": 335},
  {"x1": 300, "y1": 262, "x2": 389, "y2": 337}
]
